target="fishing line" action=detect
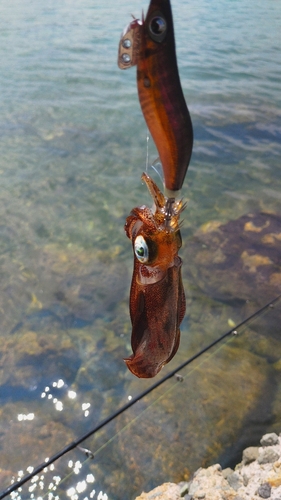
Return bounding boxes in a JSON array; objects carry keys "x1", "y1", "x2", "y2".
[
  {"x1": 1, "y1": 293, "x2": 281, "y2": 499},
  {"x1": 145, "y1": 128, "x2": 150, "y2": 172},
  {"x1": 43, "y1": 290, "x2": 281, "y2": 495},
  {"x1": 43, "y1": 322, "x2": 241, "y2": 497},
  {"x1": 144, "y1": 130, "x2": 163, "y2": 184},
  {"x1": 28, "y1": 322, "x2": 240, "y2": 499}
]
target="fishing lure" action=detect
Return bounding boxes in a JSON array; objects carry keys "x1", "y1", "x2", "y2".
[
  {"x1": 118, "y1": 0, "x2": 193, "y2": 377},
  {"x1": 118, "y1": 0, "x2": 193, "y2": 193}
]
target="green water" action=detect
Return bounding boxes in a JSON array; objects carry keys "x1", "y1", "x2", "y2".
[{"x1": 0, "y1": 0, "x2": 280, "y2": 498}]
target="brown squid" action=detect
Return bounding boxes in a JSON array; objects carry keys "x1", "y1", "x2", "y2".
[{"x1": 124, "y1": 173, "x2": 186, "y2": 378}]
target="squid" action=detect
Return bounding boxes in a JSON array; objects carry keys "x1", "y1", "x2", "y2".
[
  {"x1": 124, "y1": 173, "x2": 186, "y2": 378},
  {"x1": 118, "y1": 0, "x2": 193, "y2": 377}
]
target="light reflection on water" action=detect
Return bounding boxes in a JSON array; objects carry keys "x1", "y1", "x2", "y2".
[
  {"x1": 0, "y1": 0, "x2": 281, "y2": 497},
  {"x1": 6, "y1": 296, "x2": 281, "y2": 499},
  {"x1": 10, "y1": 463, "x2": 100, "y2": 500}
]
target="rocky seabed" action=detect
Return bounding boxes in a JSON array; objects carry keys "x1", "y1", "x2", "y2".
[{"x1": 136, "y1": 432, "x2": 281, "y2": 500}]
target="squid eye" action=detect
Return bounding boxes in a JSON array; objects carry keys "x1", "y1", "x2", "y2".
[
  {"x1": 134, "y1": 235, "x2": 149, "y2": 263},
  {"x1": 148, "y1": 15, "x2": 167, "y2": 42}
]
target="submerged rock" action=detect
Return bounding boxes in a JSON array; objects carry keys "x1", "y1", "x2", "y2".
[
  {"x1": 0, "y1": 241, "x2": 128, "y2": 336},
  {"x1": 105, "y1": 344, "x2": 270, "y2": 498},
  {"x1": 0, "y1": 401, "x2": 75, "y2": 472},
  {"x1": 184, "y1": 212, "x2": 281, "y2": 308},
  {"x1": 0, "y1": 328, "x2": 81, "y2": 390},
  {"x1": 37, "y1": 243, "x2": 128, "y2": 322}
]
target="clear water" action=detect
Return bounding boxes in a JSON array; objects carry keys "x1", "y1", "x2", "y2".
[{"x1": 0, "y1": 0, "x2": 280, "y2": 498}]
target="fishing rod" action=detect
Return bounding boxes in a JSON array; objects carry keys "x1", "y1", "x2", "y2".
[{"x1": 1, "y1": 292, "x2": 280, "y2": 499}]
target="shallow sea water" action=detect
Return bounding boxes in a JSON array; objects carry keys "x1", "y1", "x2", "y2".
[{"x1": 0, "y1": 0, "x2": 281, "y2": 498}]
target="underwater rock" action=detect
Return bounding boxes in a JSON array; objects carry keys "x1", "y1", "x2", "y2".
[
  {"x1": 0, "y1": 238, "x2": 128, "y2": 487},
  {"x1": 75, "y1": 348, "x2": 126, "y2": 392},
  {"x1": 184, "y1": 212, "x2": 281, "y2": 309},
  {"x1": 0, "y1": 242, "x2": 128, "y2": 336},
  {"x1": 0, "y1": 328, "x2": 81, "y2": 390},
  {"x1": 0, "y1": 468, "x2": 15, "y2": 489},
  {"x1": 104, "y1": 344, "x2": 270, "y2": 498},
  {"x1": 0, "y1": 252, "x2": 39, "y2": 334},
  {"x1": 38, "y1": 243, "x2": 128, "y2": 322},
  {"x1": 0, "y1": 402, "x2": 75, "y2": 473}
]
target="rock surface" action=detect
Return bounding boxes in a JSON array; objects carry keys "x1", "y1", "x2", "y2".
[
  {"x1": 184, "y1": 212, "x2": 281, "y2": 309},
  {"x1": 135, "y1": 483, "x2": 181, "y2": 500},
  {"x1": 135, "y1": 432, "x2": 281, "y2": 500}
]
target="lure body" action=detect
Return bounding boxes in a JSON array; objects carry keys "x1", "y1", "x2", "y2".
[
  {"x1": 124, "y1": 173, "x2": 186, "y2": 378},
  {"x1": 118, "y1": 0, "x2": 193, "y2": 192}
]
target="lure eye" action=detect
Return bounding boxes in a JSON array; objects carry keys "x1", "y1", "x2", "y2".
[
  {"x1": 148, "y1": 15, "x2": 167, "y2": 42},
  {"x1": 134, "y1": 235, "x2": 149, "y2": 263}
]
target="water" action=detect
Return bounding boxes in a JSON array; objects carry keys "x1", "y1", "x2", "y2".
[{"x1": 0, "y1": 0, "x2": 280, "y2": 498}]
